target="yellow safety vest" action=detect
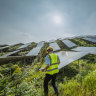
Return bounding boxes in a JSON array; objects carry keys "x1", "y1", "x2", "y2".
[{"x1": 46, "y1": 53, "x2": 59, "y2": 75}]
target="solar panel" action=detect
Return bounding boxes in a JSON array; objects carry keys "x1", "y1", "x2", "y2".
[
  {"x1": 0, "y1": 46, "x2": 9, "y2": 50},
  {"x1": 83, "y1": 38, "x2": 96, "y2": 43},
  {"x1": 90, "y1": 37, "x2": 96, "y2": 40},
  {"x1": 87, "y1": 36, "x2": 96, "y2": 40},
  {"x1": 62, "y1": 40, "x2": 76, "y2": 48},
  {"x1": 0, "y1": 43, "x2": 22, "y2": 50},
  {"x1": 26, "y1": 41, "x2": 44, "y2": 56},
  {"x1": 0, "y1": 50, "x2": 20, "y2": 58},
  {"x1": 56, "y1": 51, "x2": 89, "y2": 69},
  {"x1": 36, "y1": 41, "x2": 44, "y2": 47},
  {"x1": 49, "y1": 42, "x2": 61, "y2": 51},
  {"x1": 72, "y1": 47, "x2": 96, "y2": 54},
  {"x1": 58, "y1": 38, "x2": 62, "y2": 40},
  {"x1": 17, "y1": 42, "x2": 32, "y2": 49},
  {"x1": 0, "y1": 45, "x2": 8, "y2": 47},
  {"x1": 49, "y1": 40, "x2": 55, "y2": 43}
]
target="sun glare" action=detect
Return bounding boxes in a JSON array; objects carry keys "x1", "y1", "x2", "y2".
[{"x1": 53, "y1": 15, "x2": 62, "y2": 24}]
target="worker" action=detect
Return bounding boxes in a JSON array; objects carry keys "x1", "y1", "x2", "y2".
[{"x1": 41, "y1": 47, "x2": 60, "y2": 96}]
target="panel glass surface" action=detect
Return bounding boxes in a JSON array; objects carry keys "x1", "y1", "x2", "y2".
[
  {"x1": 49, "y1": 42, "x2": 61, "y2": 51},
  {"x1": 72, "y1": 47, "x2": 96, "y2": 54},
  {"x1": 56, "y1": 51, "x2": 89, "y2": 69},
  {"x1": 0, "y1": 46, "x2": 9, "y2": 50},
  {"x1": 36, "y1": 41, "x2": 44, "y2": 47},
  {"x1": 87, "y1": 36, "x2": 96, "y2": 40},
  {"x1": 26, "y1": 41, "x2": 44, "y2": 56},
  {"x1": 49, "y1": 40, "x2": 55, "y2": 43},
  {"x1": 0, "y1": 50, "x2": 20, "y2": 58},
  {"x1": 62, "y1": 40, "x2": 76, "y2": 48},
  {"x1": 83, "y1": 38, "x2": 96, "y2": 43},
  {"x1": 90, "y1": 37, "x2": 96, "y2": 40},
  {"x1": 18, "y1": 42, "x2": 32, "y2": 49}
]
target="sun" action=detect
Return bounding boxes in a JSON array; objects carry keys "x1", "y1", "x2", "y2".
[{"x1": 53, "y1": 15, "x2": 62, "y2": 24}]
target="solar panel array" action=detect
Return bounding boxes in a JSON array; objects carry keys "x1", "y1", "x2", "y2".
[
  {"x1": 56, "y1": 51, "x2": 89, "y2": 69},
  {"x1": 17, "y1": 42, "x2": 32, "y2": 49},
  {"x1": 26, "y1": 41, "x2": 44, "y2": 56},
  {"x1": 0, "y1": 50, "x2": 20, "y2": 58},
  {"x1": 62, "y1": 40, "x2": 76, "y2": 48},
  {"x1": 0, "y1": 46, "x2": 9, "y2": 50},
  {"x1": 72, "y1": 47, "x2": 96, "y2": 54},
  {"x1": 49, "y1": 42, "x2": 61, "y2": 51},
  {"x1": 83, "y1": 37, "x2": 96, "y2": 43}
]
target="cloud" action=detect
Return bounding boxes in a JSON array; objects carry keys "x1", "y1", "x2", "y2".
[{"x1": 0, "y1": 0, "x2": 96, "y2": 45}]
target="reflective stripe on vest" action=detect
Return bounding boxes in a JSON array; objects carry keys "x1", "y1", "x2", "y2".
[{"x1": 46, "y1": 53, "x2": 59, "y2": 75}]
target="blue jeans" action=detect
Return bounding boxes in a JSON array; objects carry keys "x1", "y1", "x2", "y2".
[{"x1": 44, "y1": 74, "x2": 58, "y2": 96}]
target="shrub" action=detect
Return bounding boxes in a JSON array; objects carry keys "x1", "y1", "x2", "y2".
[{"x1": 83, "y1": 70, "x2": 96, "y2": 92}]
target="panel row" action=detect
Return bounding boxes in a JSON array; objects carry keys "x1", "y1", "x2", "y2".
[
  {"x1": 62, "y1": 40, "x2": 76, "y2": 48},
  {"x1": 83, "y1": 37, "x2": 96, "y2": 43},
  {"x1": 57, "y1": 51, "x2": 89, "y2": 69},
  {"x1": 26, "y1": 41, "x2": 45, "y2": 56}
]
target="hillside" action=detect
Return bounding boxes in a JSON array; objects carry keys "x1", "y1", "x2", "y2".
[{"x1": 0, "y1": 35, "x2": 96, "y2": 96}]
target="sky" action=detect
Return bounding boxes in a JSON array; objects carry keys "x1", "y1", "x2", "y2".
[{"x1": 0, "y1": 0, "x2": 96, "y2": 45}]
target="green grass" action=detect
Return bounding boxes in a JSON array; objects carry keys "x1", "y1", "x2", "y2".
[{"x1": 0, "y1": 38, "x2": 96, "y2": 96}]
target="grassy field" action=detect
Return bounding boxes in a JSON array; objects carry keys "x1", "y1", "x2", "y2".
[{"x1": 0, "y1": 38, "x2": 96, "y2": 96}]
